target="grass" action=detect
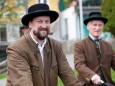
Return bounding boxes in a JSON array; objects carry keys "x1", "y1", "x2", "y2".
[
  {"x1": 58, "y1": 77, "x2": 64, "y2": 86},
  {"x1": 0, "y1": 69, "x2": 114, "y2": 86},
  {"x1": 111, "y1": 69, "x2": 115, "y2": 81},
  {"x1": 58, "y1": 69, "x2": 115, "y2": 86},
  {"x1": 57, "y1": 70, "x2": 77, "y2": 86},
  {"x1": 0, "y1": 73, "x2": 7, "y2": 79}
]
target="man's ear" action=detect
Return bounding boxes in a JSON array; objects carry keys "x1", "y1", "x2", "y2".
[
  {"x1": 28, "y1": 22, "x2": 32, "y2": 29},
  {"x1": 87, "y1": 24, "x2": 89, "y2": 30},
  {"x1": 86, "y1": 22, "x2": 91, "y2": 30}
]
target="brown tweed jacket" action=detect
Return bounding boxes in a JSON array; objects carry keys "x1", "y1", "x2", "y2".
[
  {"x1": 74, "y1": 37, "x2": 115, "y2": 86},
  {"x1": 6, "y1": 34, "x2": 81, "y2": 86}
]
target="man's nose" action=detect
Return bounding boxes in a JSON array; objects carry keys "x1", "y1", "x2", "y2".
[
  {"x1": 96, "y1": 26, "x2": 100, "y2": 30},
  {"x1": 41, "y1": 22, "x2": 47, "y2": 28}
]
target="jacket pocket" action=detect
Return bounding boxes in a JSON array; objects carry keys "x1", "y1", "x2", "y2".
[{"x1": 52, "y1": 65, "x2": 58, "y2": 74}]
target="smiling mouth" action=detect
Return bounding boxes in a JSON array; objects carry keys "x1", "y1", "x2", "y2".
[
  {"x1": 40, "y1": 31, "x2": 47, "y2": 35},
  {"x1": 95, "y1": 31, "x2": 100, "y2": 33}
]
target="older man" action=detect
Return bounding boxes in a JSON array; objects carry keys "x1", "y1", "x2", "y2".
[{"x1": 74, "y1": 12, "x2": 115, "y2": 86}]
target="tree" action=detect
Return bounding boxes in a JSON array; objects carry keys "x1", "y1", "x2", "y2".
[
  {"x1": 0, "y1": 0, "x2": 26, "y2": 22},
  {"x1": 101, "y1": 0, "x2": 115, "y2": 36},
  {"x1": 64, "y1": 0, "x2": 73, "y2": 6}
]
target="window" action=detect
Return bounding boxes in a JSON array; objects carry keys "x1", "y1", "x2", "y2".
[
  {"x1": 0, "y1": 27, "x2": 7, "y2": 41},
  {"x1": 83, "y1": 0, "x2": 102, "y2": 6}
]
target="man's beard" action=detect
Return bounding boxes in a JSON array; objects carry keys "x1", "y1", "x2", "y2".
[{"x1": 33, "y1": 27, "x2": 49, "y2": 40}]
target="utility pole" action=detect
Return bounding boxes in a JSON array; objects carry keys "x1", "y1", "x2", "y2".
[
  {"x1": 38, "y1": 0, "x2": 44, "y2": 3},
  {"x1": 24, "y1": 0, "x2": 28, "y2": 14},
  {"x1": 38, "y1": 0, "x2": 40, "y2": 3},
  {"x1": 79, "y1": 0, "x2": 84, "y2": 39},
  {"x1": 38, "y1": 0, "x2": 47, "y2": 4}
]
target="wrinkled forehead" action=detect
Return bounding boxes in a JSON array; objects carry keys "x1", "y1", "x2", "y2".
[{"x1": 88, "y1": 20, "x2": 104, "y2": 25}]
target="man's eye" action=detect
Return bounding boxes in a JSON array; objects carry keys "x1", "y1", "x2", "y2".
[
  {"x1": 37, "y1": 21, "x2": 42, "y2": 23},
  {"x1": 99, "y1": 24, "x2": 103, "y2": 27},
  {"x1": 46, "y1": 21, "x2": 50, "y2": 23},
  {"x1": 37, "y1": 21, "x2": 41, "y2": 22},
  {"x1": 93, "y1": 24, "x2": 97, "y2": 26}
]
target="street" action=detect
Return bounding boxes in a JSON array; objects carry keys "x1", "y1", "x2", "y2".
[{"x1": 0, "y1": 78, "x2": 6, "y2": 86}]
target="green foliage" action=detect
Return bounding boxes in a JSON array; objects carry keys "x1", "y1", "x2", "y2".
[
  {"x1": 0, "y1": 74, "x2": 7, "y2": 79},
  {"x1": 101, "y1": 0, "x2": 115, "y2": 36},
  {"x1": 0, "y1": 0, "x2": 25, "y2": 22},
  {"x1": 64, "y1": 0, "x2": 72, "y2": 4},
  {"x1": 64, "y1": 0, "x2": 73, "y2": 7},
  {"x1": 59, "y1": 0, "x2": 74, "y2": 11},
  {"x1": 59, "y1": 0, "x2": 66, "y2": 11}
]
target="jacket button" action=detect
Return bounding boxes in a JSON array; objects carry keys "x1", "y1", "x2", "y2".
[
  {"x1": 100, "y1": 64, "x2": 102, "y2": 67},
  {"x1": 96, "y1": 46, "x2": 99, "y2": 48}
]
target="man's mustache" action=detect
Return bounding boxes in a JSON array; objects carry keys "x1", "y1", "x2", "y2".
[
  {"x1": 38, "y1": 27, "x2": 53, "y2": 35},
  {"x1": 48, "y1": 32, "x2": 53, "y2": 35}
]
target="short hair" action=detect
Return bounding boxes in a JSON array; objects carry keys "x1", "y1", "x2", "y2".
[
  {"x1": 87, "y1": 20, "x2": 104, "y2": 30},
  {"x1": 20, "y1": 26, "x2": 29, "y2": 30}
]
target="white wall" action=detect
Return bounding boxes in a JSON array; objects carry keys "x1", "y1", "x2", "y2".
[
  {"x1": 7, "y1": 23, "x2": 20, "y2": 43},
  {"x1": 60, "y1": 6, "x2": 80, "y2": 40}
]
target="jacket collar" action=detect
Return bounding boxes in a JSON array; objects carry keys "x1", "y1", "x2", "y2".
[{"x1": 25, "y1": 34, "x2": 52, "y2": 81}]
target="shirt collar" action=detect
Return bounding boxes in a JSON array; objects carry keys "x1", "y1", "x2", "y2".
[
  {"x1": 89, "y1": 33, "x2": 100, "y2": 41},
  {"x1": 30, "y1": 32, "x2": 47, "y2": 46}
]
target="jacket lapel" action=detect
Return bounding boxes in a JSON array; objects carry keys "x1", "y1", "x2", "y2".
[
  {"x1": 47, "y1": 38, "x2": 58, "y2": 69},
  {"x1": 43, "y1": 41, "x2": 52, "y2": 86},
  {"x1": 44, "y1": 42, "x2": 52, "y2": 71},
  {"x1": 25, "y1": 34, "x2": 44, "y2": 81}
]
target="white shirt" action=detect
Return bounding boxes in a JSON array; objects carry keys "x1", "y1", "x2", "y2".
[
  {"x1": 30, "y1": 32, "x2": 47, "y2": 64},
  {"x1": 89, "y1": 34, "x2": 100, "y2": 41}
]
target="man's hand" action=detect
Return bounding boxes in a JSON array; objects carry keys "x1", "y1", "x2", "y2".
[{"x1": 91, "y1": 74, "x2": 104, "y2": 85}]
